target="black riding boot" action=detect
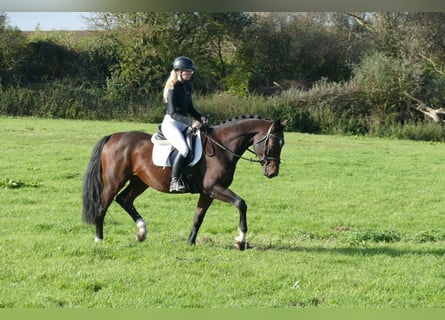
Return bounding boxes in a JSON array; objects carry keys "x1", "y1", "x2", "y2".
[{"x1": 170, "y1": 153, "x2": 187, "y2": 192}]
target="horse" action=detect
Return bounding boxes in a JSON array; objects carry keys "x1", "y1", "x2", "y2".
[{"x1": 82, "y1": 115, "x2": 287, "y2": 250}]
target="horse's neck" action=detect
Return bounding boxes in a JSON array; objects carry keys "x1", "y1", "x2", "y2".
[{"x1": 215, "y1": 121, "x2": 265, "y2": 153}]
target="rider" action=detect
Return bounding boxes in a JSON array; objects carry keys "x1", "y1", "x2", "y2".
[{"x1": 161, "y1": 56, "x2": 208, "y2": 192}]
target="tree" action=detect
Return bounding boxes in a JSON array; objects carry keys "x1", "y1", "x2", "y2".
[
  {"x1": 88, "y1": 12, "x2": 252, "y2": 96},
  {"x1": 175, "y1": 12, "x2": 252, "y2": 93},
  {"x1": 347, "y1": 12, "x2": 445, "y2": 124},
  {"x1": 237, "y1": 12, "x2": 368, "y2": 94},
  {"x1": 0, "y1": 13, "x2": 26, "y2": 86},
  {"x1": 347, "y1": 12, "x2": 407, "y2": 57},
  {"x1": 87, "y1": 12, "x2": 172, "y2": 96}
]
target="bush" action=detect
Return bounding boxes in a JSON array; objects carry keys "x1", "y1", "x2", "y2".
[
  {"x1": 352, "y1": 51, "x2": 423, "y2": 123},
  {"x1": 368, "y1": 118, "x2": 445, "y2": 142},
  {"x1": 395, "y1": 121, "x2": 445, "y2": 141},
  {"x1": 194, "y1": 92, "x2": 274, "y2": 124},
  {"x1": 0, "y1": 80, "x2": 164, "y2": 121},
  {"x1": 272, "y1": 80, "x2": 367, "y2": 134},
  {"x1": 2, "y1": 73, "x2": 444, "y2": 142}
]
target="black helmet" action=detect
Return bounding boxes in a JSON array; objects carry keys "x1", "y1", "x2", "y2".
[{"x1": 173, "y1": 56, "x2": 196, "y2": 71}]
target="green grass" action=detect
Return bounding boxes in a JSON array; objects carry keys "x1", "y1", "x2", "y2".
[{"x1": 0, "y1": 116, "x2": 444, "y2": 308}]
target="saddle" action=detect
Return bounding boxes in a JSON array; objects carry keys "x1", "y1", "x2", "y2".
[{"x1": 151, "y1": 126, "x2": 203, "y2": 193}]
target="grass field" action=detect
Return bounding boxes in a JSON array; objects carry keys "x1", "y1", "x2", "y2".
[{"x1": 0, "y1": 116, "x2": 444, "y2": 308}]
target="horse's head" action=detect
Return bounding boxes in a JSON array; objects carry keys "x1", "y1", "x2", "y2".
[{"x1": 253, "y1": 119, "x2": 287, "y2": 178}]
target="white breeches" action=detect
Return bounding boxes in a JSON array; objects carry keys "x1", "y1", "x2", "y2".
[{"x1": 161, "y1": 114, "x2": 190, "y2": 158}]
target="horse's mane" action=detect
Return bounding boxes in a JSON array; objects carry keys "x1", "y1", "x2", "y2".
[{"x1": 213, "y1": 115, "x2": 269, "y2": 127}]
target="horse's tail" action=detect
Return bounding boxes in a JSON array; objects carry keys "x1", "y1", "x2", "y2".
[{"x1": 82, "y1": 135, "x2": 111, "y2": 225}]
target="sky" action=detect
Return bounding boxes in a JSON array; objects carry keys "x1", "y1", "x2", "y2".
[{"x1": 5, "y1": 12, "x2": 92, "y2": 31}]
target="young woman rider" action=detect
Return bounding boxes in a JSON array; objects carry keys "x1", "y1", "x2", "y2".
[{"x1": 161, "y1": 56, "x2": 208, "y2": 192}]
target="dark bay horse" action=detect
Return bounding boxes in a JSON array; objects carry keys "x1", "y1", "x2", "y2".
[{"x1": 82, "y1": 115, "x2": 287, "y2": 249}]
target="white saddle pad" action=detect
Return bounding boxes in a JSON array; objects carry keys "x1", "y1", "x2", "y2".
[{"x1": 151, "y1": 132, "x2": 202, "y2": 167}]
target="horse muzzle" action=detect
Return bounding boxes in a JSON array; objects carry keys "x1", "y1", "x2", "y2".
[{"x1": 263, "y1": 162, "x2": 279, "y2": 178}]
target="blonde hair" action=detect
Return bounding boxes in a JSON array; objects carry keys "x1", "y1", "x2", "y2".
[{"x1": 163, "y1": 70, "x2": 179, "y2": 103}]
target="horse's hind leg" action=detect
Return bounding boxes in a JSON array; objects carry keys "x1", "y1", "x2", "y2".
[
  {"x1": 116, "y1": 176, "x2": 148, "y2": 241},
  {"x1": 95, "y1": 185, "x2": 119, "y2": 243},
  {"x1": 95, "y1": 214, "x2": 105, "y2": 243}
]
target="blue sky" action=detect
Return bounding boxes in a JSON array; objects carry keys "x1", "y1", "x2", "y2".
[{"x1": 6, "y1": 12, "x2": 92, "y2": 31}]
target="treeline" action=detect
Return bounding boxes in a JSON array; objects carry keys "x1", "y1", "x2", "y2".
[{"x1": 1, "y1": 12, "x2": 445, "y2": 140}]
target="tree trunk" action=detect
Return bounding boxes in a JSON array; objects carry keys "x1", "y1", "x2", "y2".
[{"x1": 403, "y1": 91, "x2": 445, "y2": 124}]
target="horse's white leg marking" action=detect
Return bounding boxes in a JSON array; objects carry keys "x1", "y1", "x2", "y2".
[
  {"x1": 95, "y1": 236, "x2": 103, "y2": 243},
  {"x1": 235, "y1": 229, "x2": 246, "y2": 243},
  {"x1": 136, "y1": 218, "x2": 147, "y2": 241}
]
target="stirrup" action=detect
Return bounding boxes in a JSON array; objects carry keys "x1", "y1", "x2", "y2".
[{"x1": 170, "y1": 178, "x2": 186, "y2": 193}]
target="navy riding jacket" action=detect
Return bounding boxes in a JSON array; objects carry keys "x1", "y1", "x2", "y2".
[{"x1": 166, "y1": 81, "x2": 202, "y2": 127}]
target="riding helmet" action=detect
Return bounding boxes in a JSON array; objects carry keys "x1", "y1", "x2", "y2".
[{"x1": 173, "y1": 56, "x2": 196, "y2": 71}]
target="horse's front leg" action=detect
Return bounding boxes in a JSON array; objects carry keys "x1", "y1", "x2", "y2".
[
  {"x1": 188, "y1": 194, "x2": 213, "y2": 244},
  {"x1": 209, "y1": 184, "x2": 249, "y2": 250}
]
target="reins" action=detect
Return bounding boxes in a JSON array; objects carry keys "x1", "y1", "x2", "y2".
[
  {"x1": 204, "y1": 134, "x2": 262, "y2": 163},
  {"x1": 202, "y1": 123, "x2": 281, "y2": 165}
]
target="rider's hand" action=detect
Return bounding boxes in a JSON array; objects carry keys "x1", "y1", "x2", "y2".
[
  {"x1": 192, "y1": 120, "x2": 202, "y2": 129},
  {"x1": 200, "y1": 116, "x2": 208, "y2": 125}
]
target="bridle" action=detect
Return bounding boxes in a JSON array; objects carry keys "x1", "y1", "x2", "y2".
[
  {"x1": 203, "y1": 123, "x2": 283, "y2": 167},
  {"x1": 252, "y1": 124, "x2": 283, "y2": 166}
]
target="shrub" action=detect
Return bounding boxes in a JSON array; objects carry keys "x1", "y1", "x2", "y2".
[
  {"x1": 367, "y1": 119, "x2": 445, "y2": 142},
  {"x1": 396, "y1": 121, "x2": 445, "y2": 141},
  {"x1": 352, "y1": 51, "x2": 423, "y2": 123},
  {"x1": 194, "y1": 92, "x2": 273, "y2": 124}
]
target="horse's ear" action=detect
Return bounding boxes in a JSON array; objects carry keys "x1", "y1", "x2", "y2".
[{"x1": 275, "y1": 119, "x2": 288, "y2": 128}]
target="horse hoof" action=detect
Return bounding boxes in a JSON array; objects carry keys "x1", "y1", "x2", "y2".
[
  {"x1": 235, "y1": 241, "x2": 250, "y2": 251},
  {"x1": 136, "y1": 232, "x2": 146, "y2": 242}
]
